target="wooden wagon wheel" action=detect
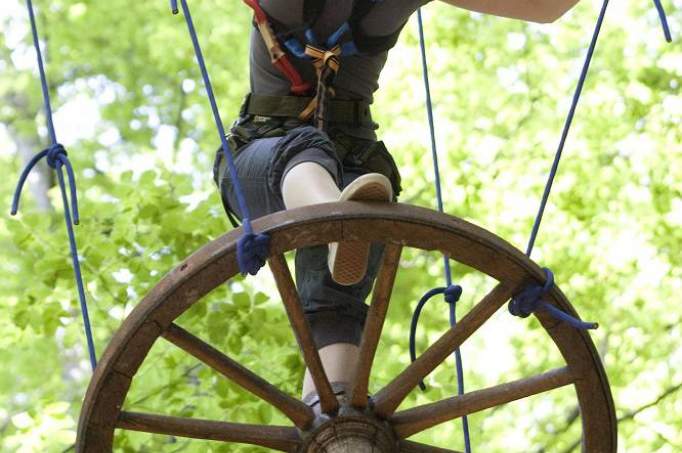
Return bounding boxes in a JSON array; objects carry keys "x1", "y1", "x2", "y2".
[{"x1": 76, "y1": 202, "x2": 616, "y2": 452}]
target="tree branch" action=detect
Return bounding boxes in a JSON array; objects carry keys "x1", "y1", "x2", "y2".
[{"x1": 558, "y1": 381, "x2": 682, "y2": 453}]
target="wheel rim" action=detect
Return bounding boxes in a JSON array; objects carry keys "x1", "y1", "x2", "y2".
[{"x1": 76, "y1": 202, "x2": 616, "y2": 452}]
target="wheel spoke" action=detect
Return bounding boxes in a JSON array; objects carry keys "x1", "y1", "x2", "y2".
[
  {"x1": 162, "y1": 323, "x2": 314, "y2": 429},
  {"x1": 117, "y1": 411, "x2": 300, "y2": 451},
  {"x1": 373, "y1": 283, "x2": 514, "y2": 418},
  {"x1": 350, "y1": 244, "x2": 402, "y2": 408},
  {"x1": 399, "y1": 440, "x2": 463, "y2": 453},
  {"x1": 392, "y1": 366, "x2": 575, "y2": 438},
  {"x1": 268, "y1": 254, "x2": 338, "y2": 415}
]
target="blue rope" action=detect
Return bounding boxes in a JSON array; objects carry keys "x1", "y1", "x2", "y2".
[
  {"x1": 514, "y1": 0, "x2": 672, "y2": 327},
  {"x1": 11, "y1": 0, "x2": 97, "y2": 371},
  {"x1": 526, "y1": 0, "x2": 672, "y2": 257},
  {"x1": 511, "y1": 0, "x2": 611, "y2": 330},
  {"x1": 171, "y1": 0, "x2": 270, "y2": 275},
  {"x1": 525, "y1": 0, "x2": 610, "y2": 258},
  {"x1": 416, "y1": 8, "x2": 471, "y2": 452},
  {"x1": 409, "y1": 285, "x2": 462, "y2": 391},
  {"x1": 653, "y1": 0, "x2": 673, "y2": 42},
  {"x1": 509, "y1": 269, "x2": 598, "y2": 330}
]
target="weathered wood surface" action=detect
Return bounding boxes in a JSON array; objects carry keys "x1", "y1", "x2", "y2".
[
  {"x1": 399, "y1": 440, "x2": 463, "y2": 453},
  {"x1": 162, "y1": 323, "x2": 314, "y2": 429},
  {"x1": 269, "y1": 253, "x2": 338, "y2": 415},
  {"x1": 350, "y1": 244, "x2": 402, "y2": 409},
  {"x1": 372, "y1": 283, "x2": 515, "y2": 418},
  {"x1": 76, "y1": 202, "x2": 616, "y2": 452},
  {"x1": 117, "y1": 411, "x2": 300, "y2": 451},
  {"x1": 391, "y1": 366, "x2": 575, "y2": 438}
]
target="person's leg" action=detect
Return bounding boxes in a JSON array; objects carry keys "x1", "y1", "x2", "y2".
[
  {"x1": 218, "y1": 126, "x2": 388, "y2": 401},
  {"x1": 281, "y1": 161, "x2": 392, "y2": 286},
  {"x1": 301, "y1": 343, "x2": 359, "y2": 399},
  {"x1": 281, "y1": 161, "x2": 340, "y2": 208},
  {"x1": 216, "y1": 136, "x2": 287, "y2": 219},
  {"x1": 294, "y1": 165, "x2": 389, "y2": 399}
]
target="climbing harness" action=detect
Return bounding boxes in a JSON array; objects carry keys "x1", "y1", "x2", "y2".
[
  {"x1": 409, "y1": 1, "x2": 672, "y2": 451},
  {"x1": 242, "y1": 0, "x2": 310, "y2": 96},
  {"x1": 243, "y1": 0, "x2": 403, "y2": 130},
  {"x1": 240, "y1": 93, "x2": 375, "y2": 129},
  {"x1": 170, "y1": 0, "x2": 270, "y2": 276},
  {"x1": 11, "y1": 0, "x2": 97, "y2": 371}
]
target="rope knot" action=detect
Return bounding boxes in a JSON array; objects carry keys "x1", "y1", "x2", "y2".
[
  {"x1": 509, "y1": 268, "x2": 598, "y2": 330},
  {"x1": 509, "y1": 268, "x2": 554, "y2": 318},
  {"x1": 46, "y1": 143, "x2": 67, "y2": 169},
  {"x1": 444, "y1": 284, "x2": 463, "y2": 304},
  {"x1": 236, "y1": 232, "x2": 271, "y2": 276},
  {"x1": 12, "y1": 142, "x2": 80, "y2": 224},
  {"x1": 409, "y1": 283, "x2": 464, "y2": 391}
]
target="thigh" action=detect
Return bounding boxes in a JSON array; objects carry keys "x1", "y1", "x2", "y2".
[
  {"x1": 218, "y1": 136, "x2": 286, "y2": 220},
  {"x1": 218, "y1": 125, "x2": 342, "y2": 220}
]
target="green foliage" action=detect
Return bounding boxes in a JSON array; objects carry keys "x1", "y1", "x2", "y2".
[{"x1": 1, "y1": 0, "x2": 681, "y2": 452}]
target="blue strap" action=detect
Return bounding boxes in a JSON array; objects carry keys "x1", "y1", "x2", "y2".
[
  {"x1": 171, "y1": 0, "x2": 270, "y2": 275},
  {"x1": 509, "y1": 269, "x2": 598, "y2": 330},
  {"x1": 326, "y1": 22, "x2": 351, "y2": 48},
  {"x1": 415, "y1": 9, "x2": 472, "y2": 452},
  {"x1": 11, "y1": 0, "x2": 97, "y2": 371},
  {"x1": 284, "y1": 38, "x2": 308, "y2": 59},
  {"x1": 284, "y1": 22, "x2": 359, "y2": 59}
]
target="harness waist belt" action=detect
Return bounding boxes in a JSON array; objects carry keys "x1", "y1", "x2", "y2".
[{"x1": 245, "y1": 94, "x2": 375, "y2": 128}]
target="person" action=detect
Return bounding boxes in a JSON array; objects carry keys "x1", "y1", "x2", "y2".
[{"x1": 213, "y1": 0, "x2": 581, "y2": 407}]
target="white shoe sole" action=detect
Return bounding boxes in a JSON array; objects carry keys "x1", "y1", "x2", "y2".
[{"x1": 328, "y1": 174, "x2": 393, "y2": 286}]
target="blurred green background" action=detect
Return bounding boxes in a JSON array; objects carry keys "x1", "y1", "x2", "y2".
[{"x1": 1, "y1": 0, "x2": 680, "y2": 451}]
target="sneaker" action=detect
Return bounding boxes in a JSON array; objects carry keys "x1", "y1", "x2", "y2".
[{"x1": 328, "y1": 173, "x2": 393, "y2": 286}]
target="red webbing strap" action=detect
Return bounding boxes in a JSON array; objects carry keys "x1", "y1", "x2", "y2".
[{"x1": 243, "y1": 0, "x2": 310, "y2": 95}]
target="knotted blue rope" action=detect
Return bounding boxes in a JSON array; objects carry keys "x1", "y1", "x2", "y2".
[
  {"x1": 526, "y1": 0, "x2": 672, "y2": 256},
  {"x1": 414, "y1": 8, "x2": 472, "y2": 452},
  {"x1": 514, "y1": 0, "x2": 672, "y2": 328},
  {"x1": 409, "y1": 284, "x2": 462, "y2": 391},
  {"x1": 11, "y1": 0, "x2": 97, "y2": 371},
  {"x1": 511, "y1": 0, "x2": 612, "y2": 331},
  {"x1": 509, "y1": 269, "x2": 598, "y2": 330},
  {"x1": 12, "y1": 144, "x2": 78, "y2": 223},
  {"x1": 171, "y1": 0, "x2": 270, "y2": 275}
]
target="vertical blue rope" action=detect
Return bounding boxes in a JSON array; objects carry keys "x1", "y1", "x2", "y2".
[
  {"x1": 173, "y1": 0, "x2": 270, "y2": 275},
  {"x1": 175, "y1": 0, "x2": 254, "y2": 234},
  {"x1": 652, "y1": 0, "x2": 672, "y2": 43},
  {"x1": 13, "y1": 0, "x2": 97, "y2": 370},
  {"x1": 417, "y1": 9, "x2": 471, "y2": 453},
  {"x1": 55, "y1": 167, "x2": 97, "y2": 370},
  {"x1": 525, "y1": 0, "x2": 610, "y2": 258}
]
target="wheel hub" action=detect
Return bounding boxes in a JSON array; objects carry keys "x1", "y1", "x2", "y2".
[{"x1": 299, "y1": 407, "x2": 397, "y2": 452}]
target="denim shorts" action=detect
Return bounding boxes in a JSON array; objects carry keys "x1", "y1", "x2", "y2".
[{"x1": 214, "y1": 125, "x2": 393, "y2": 348}]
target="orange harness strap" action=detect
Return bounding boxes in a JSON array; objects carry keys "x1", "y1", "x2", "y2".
[{"x1": 242, "y1": 0, "x2": 311, "y2": 96}]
